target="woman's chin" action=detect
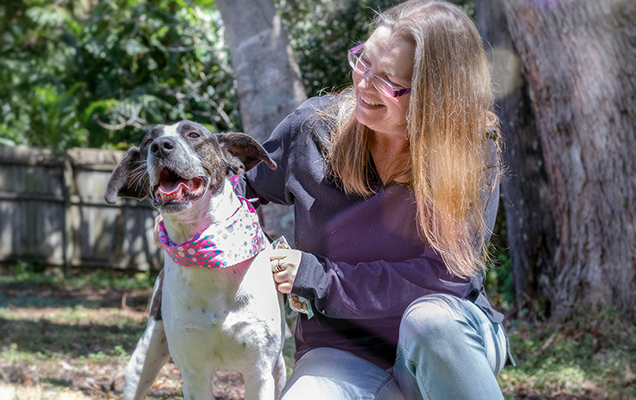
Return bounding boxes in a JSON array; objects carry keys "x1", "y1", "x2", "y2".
[{"x1": 355, "y1": 104, "x2": 380, "y2": 131}]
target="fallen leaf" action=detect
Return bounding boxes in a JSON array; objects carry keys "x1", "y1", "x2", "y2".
[
  {"x1": 581, "y1": 380, "x2": 598, "y2": 391},
  {"x1": 21, "y1": 370, "x2": 33, "y2": 386},
  {"x1": 540, "y1": 332, "x2": 557, "y2": 351},
  {"x1": 626, "y1": 363, "x2": 635, "y2": 381}
]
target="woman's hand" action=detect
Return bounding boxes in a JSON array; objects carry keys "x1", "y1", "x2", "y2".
[
  {"x1": 153, "y1": 214, "x2": 164, "y2": 248},
  {"x1": 270, "y1": 249, "x2": 302, "y2": 294}
]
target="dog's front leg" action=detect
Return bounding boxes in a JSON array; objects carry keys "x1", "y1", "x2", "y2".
[
  {"x1": 243, "y1": 369, "x2": 281, "y2": 400},
  {"x1": 273, "y1": 352, "x2": 287, "y2": 399},
  {"x1": 181, "y1": 371, "x2": 215, "y2": 400},
  {"x1": 123, "y1": 271, "x2": 171, "y2": 400}
]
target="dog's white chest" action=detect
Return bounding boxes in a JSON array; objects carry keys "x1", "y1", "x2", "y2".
[
  {"x1": 160, "y1": 250, "x2": 283, "y2": 372},
  {"x1": 162, "y1": 259, "x2": 244, "y2": 327}
]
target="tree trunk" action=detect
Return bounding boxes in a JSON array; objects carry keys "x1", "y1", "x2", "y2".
[
  {"x1": 475, "y1": 0, "x2": 557, "y2": 319},
  {"x1": 216, "y1": 0, "x2": 307, "y2": 242},
  {"x1": 499, "y1": 0, "x2": 636, "y2": 322}
]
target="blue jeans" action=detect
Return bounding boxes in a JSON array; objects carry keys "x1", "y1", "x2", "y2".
[{"x1": 281, "y1": 294, "x2": 508, "y2": 400}]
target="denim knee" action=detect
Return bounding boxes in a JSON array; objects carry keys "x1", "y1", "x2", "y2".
[
  {"x1": 400, "y1": 293, "x2": 470, "y2": 352},
  {"x1": 395, "y1": 293, "x2": 507, "y2": 400},
  {"x1": 282, "y1": 348, "x2": 404, "y2": 400}
]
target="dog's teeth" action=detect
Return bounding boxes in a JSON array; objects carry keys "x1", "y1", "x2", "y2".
[{"x1": 159, "y1": 186, "x2": 184, "y2": 201}]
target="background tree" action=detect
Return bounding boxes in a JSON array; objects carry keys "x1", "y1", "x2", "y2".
[
  {"x1": 475, "y1": 0, "x2": 556, "y2": 319},
  {"x1": 215, "y1": 0, "x2": 307, "y2": 241},
  {"x1": 215, "y1": 0, "x2": 306, "y2": 143},
  {"x1": 486, "y1": 0, "x2": 636, "y2": 323}
]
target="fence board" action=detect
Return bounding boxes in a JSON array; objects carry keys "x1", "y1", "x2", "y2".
[{"x1": 0, "y1": 144, "x2": 163, "y2": 271}]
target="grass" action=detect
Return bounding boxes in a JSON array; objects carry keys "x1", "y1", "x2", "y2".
[
  {"x1": 1, "y1": 263, "x2": 635, "y2": 399},
  {"x1": 0, "y1": 270, "x2": 154, "y2": 399},
  {"x1": 500, "y1": 314, "x2": 636, "y2": 399},
  {"x1": 0, "y1": 263, "x2": 293, "y2": 399},
  {"x1": 9, "y1": 259, "x2": 159, "y2": 291}
]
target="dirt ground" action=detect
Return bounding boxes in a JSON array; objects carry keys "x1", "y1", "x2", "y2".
[
  {"x1": 0, "y1": 282, "x2": 248, "y2": 399},
  {"x1": 1, "y1": 280, "x2": 627, "y2": 400}
]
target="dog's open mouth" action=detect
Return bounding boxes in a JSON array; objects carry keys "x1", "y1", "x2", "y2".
[{"x1": 153, "y1": 168, "x2": 207, "y2": 203}]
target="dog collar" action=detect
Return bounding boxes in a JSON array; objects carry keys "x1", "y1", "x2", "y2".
[{"x1": 158, "y1": 197, "x2": 268, "y2": 268}]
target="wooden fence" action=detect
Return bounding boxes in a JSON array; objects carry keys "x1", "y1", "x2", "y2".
[{"x1": 0, "y1": 144, "x2": 162, "y2": 272}]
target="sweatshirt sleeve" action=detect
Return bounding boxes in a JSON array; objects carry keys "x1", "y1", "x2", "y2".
[{"x1": 292, "y1": 248, "x2": 476, "y2": 320}]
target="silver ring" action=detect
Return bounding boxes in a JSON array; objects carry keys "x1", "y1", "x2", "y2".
[{"x1": 275, "y1": 259, "x2": 284, "y2": 272}]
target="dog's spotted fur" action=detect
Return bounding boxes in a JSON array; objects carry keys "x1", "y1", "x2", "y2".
[{"x1": 105, "y1": 121, "x2": 285, "y2": 400}]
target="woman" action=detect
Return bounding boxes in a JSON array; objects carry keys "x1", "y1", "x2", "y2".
[
  {"x1": 238, "y1": 1, "x2": 510, "y2": 398},
  {"x1": 165, "y1": 0, "x2": 510, "y2": 398}
]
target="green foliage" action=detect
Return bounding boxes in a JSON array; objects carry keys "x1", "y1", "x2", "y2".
[
  {"x1": 12, "y1": 258, "x2": 47, "y2": 281},
  {"x1": 0, "y1": 0, "x2": 239, "y2": 151},
  {"x1": 501, "y1": 317, "x2": 636, "y2": 399},
  {"x1": 486, "y1": 250, "x2": 514, "y2": 310},
  {"x1": 485, "y1": 198, "x2": 515, "y2": 311},
  {"x1": 278, "y1": 0, "x2": 400, "y2": 97},
  {"x1": 2, "y1": 262, "x2": 158, "y2": 293},
  {"x1": 1, "y1": 0, "x2": 477, "y2": 150}
]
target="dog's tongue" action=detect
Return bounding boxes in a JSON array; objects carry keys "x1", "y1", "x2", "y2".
[
  {"x1": 156, "y1": 178, "x2": 206, "y2": 202},
  {"x1": 157, "y1": 181, "x2": 189, "y2": 201}
]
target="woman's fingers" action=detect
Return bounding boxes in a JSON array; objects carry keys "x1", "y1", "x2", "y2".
[
  {"x1": 269, "y1": 249, "x2": 302, "y2": 294},
  {"x1": 276, "y1": 282, "x2": 293, "y2": 294},
  {"x1": 271, "y1": 256, "x2": 286, "y2": 273}
]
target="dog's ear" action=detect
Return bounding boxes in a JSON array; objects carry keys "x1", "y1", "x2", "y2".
[
  {"x1": 217, "y1": 132, "x2": 277, "y2": 174},
  {"x1": 104, "y1": 147, "x2": 148, "y2": 204}
]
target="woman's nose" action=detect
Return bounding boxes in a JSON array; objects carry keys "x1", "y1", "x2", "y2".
[{"x1": 356, "y1": 70, "x2": 373, "y2": 90}]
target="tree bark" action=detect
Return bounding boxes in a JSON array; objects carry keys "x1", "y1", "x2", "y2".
[
  {"x1": 499, "y1": 0, "x2": 636, "y2": 322},
  {"x1": 216, "y1": 0, "x2": 307, "y2": 242},
  {"x1": 215, "y1": 0, "x2": 307, "y2": 142},
  {"x1": 475, "y1": 0, "x2": 557, "y2": 319}
]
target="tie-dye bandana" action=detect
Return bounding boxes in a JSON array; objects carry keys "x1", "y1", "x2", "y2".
[{"x1": 158, "y1": 197, "x2": 268, "y2": 268}]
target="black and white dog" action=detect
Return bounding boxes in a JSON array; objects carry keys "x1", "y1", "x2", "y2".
[{"x1": 105, "y1": 121, "x2": 286, "y2": 400}]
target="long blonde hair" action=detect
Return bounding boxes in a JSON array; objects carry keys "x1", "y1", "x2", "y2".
[{"x1": 326, "y1": 0, "x2": 502, "y2": 278}]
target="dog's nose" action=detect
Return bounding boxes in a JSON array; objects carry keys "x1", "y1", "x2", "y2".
[{"x1": 150, "y1": 137, "x2": 175, "y2": 159}]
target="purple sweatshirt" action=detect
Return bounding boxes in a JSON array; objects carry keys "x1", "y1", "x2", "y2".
[{"x1": 237, "y1": 95, "x2": 503, "y2": 369}]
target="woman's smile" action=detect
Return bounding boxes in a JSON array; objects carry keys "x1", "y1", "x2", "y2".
[{"x1": 359, "y1": 94, "x2": 383, "y2": 108}]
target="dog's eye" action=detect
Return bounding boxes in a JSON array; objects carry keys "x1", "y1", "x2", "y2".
[
  {"x1": 143, "y1": 138, "x2": 154, "y2": 147},
  {"x1": 187, "y1": 132, "x2": 200, "y2": 139}
]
